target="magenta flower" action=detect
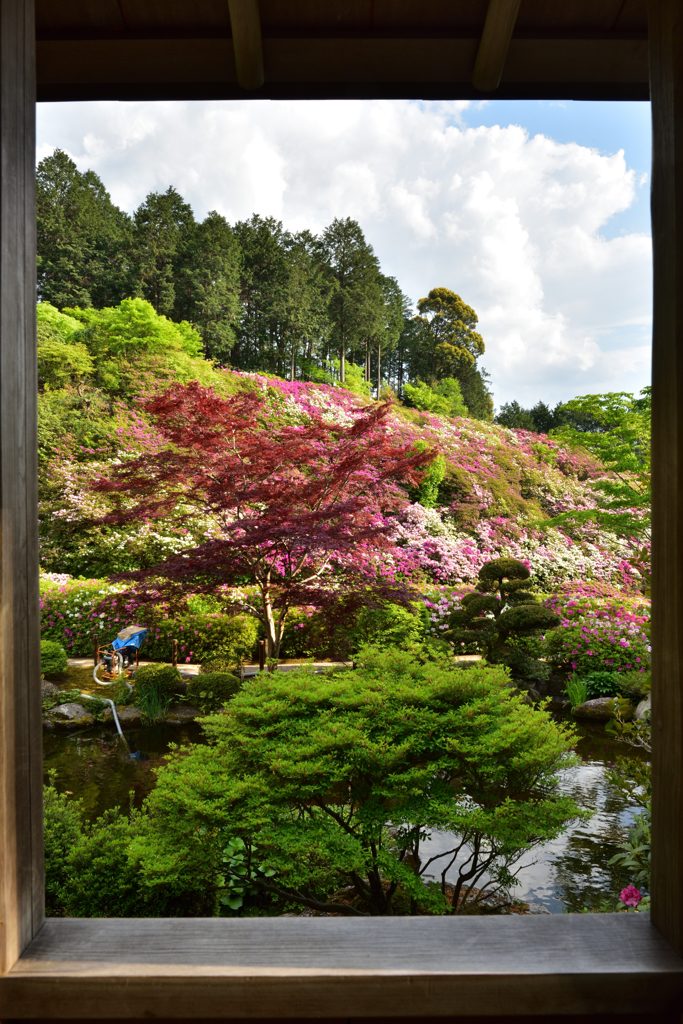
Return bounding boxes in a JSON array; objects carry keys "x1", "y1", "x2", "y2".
[{"x1": 620, "y1": 885, "x2": 642, "y2": 908}]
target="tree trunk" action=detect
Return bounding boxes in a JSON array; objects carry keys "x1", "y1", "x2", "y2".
[
  {"x1": 377, "y1": 343, "x2": 381, "y2": 399},
  {"x1": 340, "y1": 343, "x2": 345, "y2": 383},
  {"x1": 290, "y1": 340, "x2": 296, "y2": 382}
]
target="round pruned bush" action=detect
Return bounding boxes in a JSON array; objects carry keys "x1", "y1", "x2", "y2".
[
  {"x1": 186, "y1": 672, "x2": 242, "y2": 713},
  {"x1": 41, "y1": 639, "x2": 68, "y2": 676},
  {"x1": 133, "y1": 663, "x2": 182, "y2": 697},
  {"x1": 132, "y1": 663, "x2": 182, "y2": 722}
]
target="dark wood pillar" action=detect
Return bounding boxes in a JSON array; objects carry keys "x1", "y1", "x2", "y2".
[
  {"x1": 0, "y1": 0, "x2": 40, "y2": 974},
  {"x1": 650, "y1": 0, "x2": 683, "y2": 958}
]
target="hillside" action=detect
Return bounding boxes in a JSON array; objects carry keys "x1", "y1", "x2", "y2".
[{"x1": 37, "y1": 299, "x2": 639, "y2": 594}]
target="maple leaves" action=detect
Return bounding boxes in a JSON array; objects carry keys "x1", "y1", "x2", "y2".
[{"x1": 94, "y1": 382, "x2": 436, "y2": 658}]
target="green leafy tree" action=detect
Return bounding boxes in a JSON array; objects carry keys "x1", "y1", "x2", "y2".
[
  {"x1": 136, "y1": 649, "x2": 580, "y2": 916},
  {"x1": 232, "y1": 214, "x2": 292, "y2": 372},
  {"x1": 546, "y1": 389, "x2": 651, "y2": 550},
  {"x1": 415, "y1": 287, "x2": 484, "y2": 377},
  {"x1": 37, "y1": 149, "x2": 132, "y2": 308},
  {"x1": 63, "y1": 297, "x2": 204, "y2": 397},
  {"x1": 495, "y1": 400, "x2": 537, "y2": 431},
  {"x1": 403, "y1": 377, "x2": 468, "y2": 418},
  {"x1": 281, "y1": 229, "x2": 331, "y2": 381}
]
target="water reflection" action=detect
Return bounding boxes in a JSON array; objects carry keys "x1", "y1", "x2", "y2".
[
  {"x1": 43, "y1": 722, "x2": 206, "y2": 821},
  {"x1": 43, "y1": 716, "x2": 647, "y2": 912},
  {"x1": 405, "y1": 719, "x2": 647, "y2": 913}
]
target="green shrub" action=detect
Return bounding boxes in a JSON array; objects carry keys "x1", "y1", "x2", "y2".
[
  {"x1": 186, "y1": 672, "x2": 241, "y2": 713},
  {"x1": 141, "y1": 613, "x2": 259, "y2": 666},
  {"x1": 132, "y1": 663, "x2": 182, "y2": 723},
  {"x1": 618, "y1": 669, "x2": 651, "y2": 699},
  {"x1": 137, "y1": 645, "x2": 582, "y2": 916},
  {"x1": 41, "y1": 638, "x2": 69, "y2": 675},
  {"x1": 44, "y1": 773, "x2": 83, "y2": 915},
  {"x1": 582, "y1": 671, "x2": 622, "y2": 700},
  {"x1": 40, "y1": 578, "x2": 258, "y2": 666},
  {"x1": 281, "y1": 601, "x2": 427, "y2": 661},
  {"x1": 43, "y1": 774, "x2": 219, "y2": 917},
  {"x1": 566, "y1": 679, "x2": 588, "y2": 709}
]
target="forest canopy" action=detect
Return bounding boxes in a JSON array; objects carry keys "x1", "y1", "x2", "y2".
[{"x1": 37, "y1": 149, "x2": 493, "y2": 420}]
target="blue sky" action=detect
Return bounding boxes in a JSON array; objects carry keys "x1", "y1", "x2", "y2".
[
  {"x1": 460, "y1": 100, "x2": 652, "y2": 237},
  {"x1": 37, "y1": 98, "x2": 652, "y2": 408}
]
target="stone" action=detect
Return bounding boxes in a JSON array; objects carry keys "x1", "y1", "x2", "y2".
[
  {"x1": 525, "y1": 901, "x2": 552, "y2": 914},
  {"x1": 115, "y1": 706, "x2": 143, "y2": 727},
  {"x1": 572, "y1": 697, "x2": 620, "y2": 721},
  {"x1": 41, "y1": 680, "x2": 59, "y2": 699},
  {"x1": 547, "y1": 697, "x2": 570, "y2": 713},
  {"x1": 164, "y1": 704, "x2": 201, "y2": 724},
  {"x1": 45, "y1": 703, "x2": 94, "y2": 729},
  {"x1": 636, "y1": 694, "x2": 651, "y2": 720},
  {"x1": 527, "y1": 687, "x2": 542, "y2": 702}
]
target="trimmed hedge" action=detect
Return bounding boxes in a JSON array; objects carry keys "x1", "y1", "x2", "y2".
[
  {"x1": 132, "y1": 663, "x2": 182, "y2": 700},
  {"x1": 41, "y1": 639, "x2": 68, "y2": 675},
  {"x1": 185, "y1": 672, "x2": 242, "y2": 713}
]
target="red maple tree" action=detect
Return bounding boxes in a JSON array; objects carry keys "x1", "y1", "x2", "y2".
[{"x1": 94, "y1": 382, "x2": 435, "y2": 659}]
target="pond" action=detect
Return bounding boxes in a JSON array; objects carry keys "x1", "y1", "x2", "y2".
[{"x1": 43, "y1": 716, "x2": 645, "y2": 914}]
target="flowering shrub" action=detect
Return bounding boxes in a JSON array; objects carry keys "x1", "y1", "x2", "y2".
[
  {"x1": 40, "y1": 577, "x2": 259, "y2": 665},
  {"x1": 544, "y1": 598, "x2": 650, "y2": 677}
]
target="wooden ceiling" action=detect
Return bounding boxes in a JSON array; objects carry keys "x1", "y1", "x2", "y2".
[{"x1": 35, "y1": 0, "x2": 649, "y2": 103}]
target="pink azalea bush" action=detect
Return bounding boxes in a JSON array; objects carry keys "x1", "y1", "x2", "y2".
[
  {"x1": 619, "y1": 884, "x2": 642, "y2": 909},
  {"x1": 543, "y1": 585, "x2": 650, "y2": 676},
  {"x1": 39, "y1": 370, "x2": 649, "y2": 662}
]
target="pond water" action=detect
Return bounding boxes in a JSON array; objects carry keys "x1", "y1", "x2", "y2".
[{"x1": 43, "y1": 717, "x2": 645, "y2": 914}]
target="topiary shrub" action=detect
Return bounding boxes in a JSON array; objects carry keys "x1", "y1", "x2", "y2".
[
  {"x1": 445, "y1": 556, "x2": 560, "y2": 680},
  {"x1": 41, "y1": 638, "x2": 68, "y2": 676},
  {"x1": 186, "y1": 672, "x2": 242, "y2": 713},
  {"x1": 132, "y1": 663, "x2": 182, "y2": 723},
  {"x1": 200, "y1": 658, "x2": 237, "y2": 674}
]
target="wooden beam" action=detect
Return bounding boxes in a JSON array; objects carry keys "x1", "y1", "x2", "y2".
[
  {"x1": 649, "y1": 0, "x2": 683, "y2": 958},
  {"x1": 2, "y1": 915, "x2": 683, "y2": 1018},
  {"x1": 0, "y1": 0, "x2": 42, "y2": 976},
  {"x1": 472, "y1": 0, "x2": 521, "y2": 92},
  {"x1": 227, "y1": 0, "x2": 264, "y2": 90}
]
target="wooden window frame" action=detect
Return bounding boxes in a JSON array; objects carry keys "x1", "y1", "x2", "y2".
[{"x1": 2, "y1": 0, "x2": 683, "y2": 1018}]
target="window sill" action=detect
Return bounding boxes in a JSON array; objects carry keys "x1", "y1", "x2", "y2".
[{"x1": 1, "y1": 914, "x2": 682, "y2": 1018}]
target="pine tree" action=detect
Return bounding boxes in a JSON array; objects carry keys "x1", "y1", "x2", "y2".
[
  {"x1": 37, "y1": 149, "x2": 132, "y2": 308},
  {"x1": 320, "y1": 218, "x2": 382, "y2": 383},
  {"x1": 174, "y1": 211, "x2": 241, "y2": 362},
  {"x1": 131, "y1": 187, "x2": 195, "y2": 316}
]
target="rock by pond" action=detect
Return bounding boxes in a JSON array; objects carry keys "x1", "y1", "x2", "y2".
[
  {"x1": 572, "y1": 697, "x2": 623, "y2": 721},
  {"x1": 44, "y1": 702, "x2": 94, "y2": 729},
  {"x1": 636, "y1": 694, "x2": 651, "y2": 720},
  {"x1": 44, "y1": 702, "x2": 203, "y2": 731}
]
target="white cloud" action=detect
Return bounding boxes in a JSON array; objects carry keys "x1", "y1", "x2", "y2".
[{"x1": 36, "y1": 98, "x2": 652, "y2": 408}]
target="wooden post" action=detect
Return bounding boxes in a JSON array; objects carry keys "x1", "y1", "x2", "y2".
[
  {"x1": 472, "y1": 0, "x2": 521, "y2": 92},
  {"x1": 93, "y1": 635, "x2": 98, "y2": 666},
  {"x1": 649, "y1": 0, "x2": 683, "y2": 957},
  {"x1": 258, "y1": 639, "x2": 265, "y2": 672},
  {"x1": 172, "y1": 639, "x2": 178, "y2": 667},
  {"x1": 227, "y1": 0, "x2": 264, "y2": 90},
  {"x1": 0, "y1": 0, "x2": 40, "y2": 975}
]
